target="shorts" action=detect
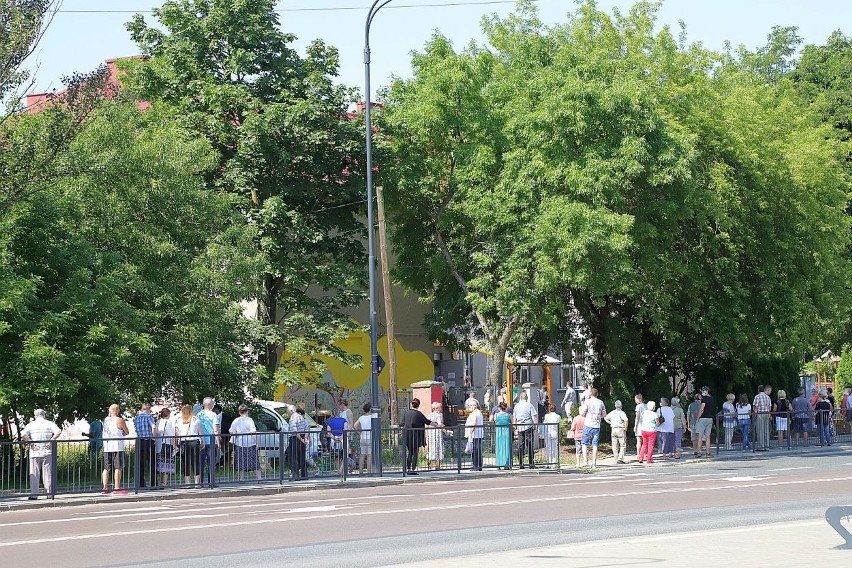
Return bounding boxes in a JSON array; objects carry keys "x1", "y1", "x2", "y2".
[
  {"x1": 581, "y1": 426, "x2": 601, "y2": 447},
  {"x1": 775, "y1": 417, "x2": 788, "y2": 431},
  {"x1": 695, "y1": 418, "x2": 713, "y2": 437},
  {"x1": 792, "y1": 418, "x2": 808, "y2": 433},
  {"x1": 104, "y1": 451, "x2": 125, "y2": 470}
]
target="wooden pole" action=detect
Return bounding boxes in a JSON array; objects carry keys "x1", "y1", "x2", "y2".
[{"x1": 376, "y1": 185, "x2": 399, "y2": 428}]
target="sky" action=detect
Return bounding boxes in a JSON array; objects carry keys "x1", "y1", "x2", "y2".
[{"x1": 22, "y1": 0, "x2": 852, "y2": 98}]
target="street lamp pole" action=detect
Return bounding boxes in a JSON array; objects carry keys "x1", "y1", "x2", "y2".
[{"x1": 365, "y1": 0, "x2": 393, "y2": 475}]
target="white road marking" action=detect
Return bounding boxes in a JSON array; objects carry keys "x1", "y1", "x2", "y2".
[
  {"x1": 722, "y1": 476, "x2": 770, "y2": 482},
  {"x1": 2, "y1": 475, "x2": 852, "y2": 548},
  {"x1": 767, "y1": 467, "x2": 815, "y2": 472}
]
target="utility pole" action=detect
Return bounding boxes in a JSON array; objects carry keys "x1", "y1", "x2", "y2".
[{"x1": 376, "y1": 184, "x2": 398, "y2": 427}]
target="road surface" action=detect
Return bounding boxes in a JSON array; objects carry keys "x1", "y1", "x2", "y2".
[{"x1": 1, "y1": 450, "x2": 851, "y2": 566}]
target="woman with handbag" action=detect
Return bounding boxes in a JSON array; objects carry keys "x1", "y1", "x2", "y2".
[
  {"x1": 174, "y1": 405, "x2": 202, "y2": 487},
  {"x1": 155, "y1": 408, "x2": 177, "y2": 487}
]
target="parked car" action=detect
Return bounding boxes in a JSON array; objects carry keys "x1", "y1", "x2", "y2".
[{"x1": 250, "y1": 400, "x2": 322, "y2": 460}]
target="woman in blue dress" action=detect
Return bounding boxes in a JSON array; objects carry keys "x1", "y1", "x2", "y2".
[{"x1": 493, "y1": 402, "x2": 511, "y2": 469}]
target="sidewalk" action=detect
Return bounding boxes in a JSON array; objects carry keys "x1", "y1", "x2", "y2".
[
  {"x1": 382, "y1": 518, "x2": 852, "y2": 567},
  {"x1": 3, "y1": 442, "x2": 849, "y2": 512},
  {"x1": 0, "y1": 466, "x2": 563, "y2": 511}
]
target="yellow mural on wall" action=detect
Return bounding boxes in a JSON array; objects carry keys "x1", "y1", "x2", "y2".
[{"x1": 275, "y1": 330, "x2": 434, "y2": 399}]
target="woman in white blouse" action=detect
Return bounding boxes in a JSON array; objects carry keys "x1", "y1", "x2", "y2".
[
  {"x1": 229, "y1": 405, "x2": 261, "y2": 481},
  {"x1": 639, "y1": 401, "x2": 660, "y2": 464},
  {"x1": 173, "y1": 404, "x2": 202, "y2": 486},
  {"x1": 155, "y1": 408, "x2": 177, "y2": 487}
]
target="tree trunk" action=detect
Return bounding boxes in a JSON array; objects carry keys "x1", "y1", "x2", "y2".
[{"x1": 259, "y1": 273, "x2": 279, "y2": 380}]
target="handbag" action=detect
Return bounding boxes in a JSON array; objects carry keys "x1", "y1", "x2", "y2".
[{"x1": 464, "y1": 440, "x2": 473, "y2": 454}]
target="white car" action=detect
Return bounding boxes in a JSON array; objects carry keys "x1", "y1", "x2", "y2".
[{"x1": 251, "y1": 400, "x2": 322, "y2": 459}]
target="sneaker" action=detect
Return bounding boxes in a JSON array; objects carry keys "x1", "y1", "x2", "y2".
[
  {"x1": 100, "y1": 488, "x2": 111, "y2": 494},
  {"x1": 28, "y1": 496, "x2": 38, "y2": 501},
  {"x1": 112, "y1": 489, "x2": 128, "y2": 496}
]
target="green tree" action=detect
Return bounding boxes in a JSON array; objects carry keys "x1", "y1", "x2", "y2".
[
  {"x1": 125, "y1": 0, "x2": 367, "y2": 389},
  {"x1": 379, "y1": 0, "x2": 850, "y2": 398},
  {"x1": 0, "y1": 101, "x2": 263, "y2": 425}
]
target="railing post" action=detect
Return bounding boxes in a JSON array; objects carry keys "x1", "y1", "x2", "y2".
[
  {"x1": 715, "y1": 415, "x2": 720, "y2": 456},
  {"x1": 557, "y1": 422, "x2": 561, "y2": 471},
  {"x1": 456, "y1": 424, "x2": 462, "y2": 474},
  {"x1": 134, "y1": 435, "x2": 141, "y2": 494},
  {"x1": 278, "y1": 431, "x2": 285, "y2": 484},
  {"x1": 209, "y1": 440, "x2": 217, "y2": 489},
  {"x1": 342, "y1": 431, "x2": 348, "y2": 482},
  {"x1": 401, "y1": 428, "x2": 406, "y2": 478},
  {"x1": 49, "y1": 439, "x2": 57, "y2": 500}
]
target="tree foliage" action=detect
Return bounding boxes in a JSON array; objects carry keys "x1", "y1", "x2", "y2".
[
  {"x1": 0, "y1": 101, "x2": 264, "y2": 425},
  {"x1": 124, "y1": 0, "x2": 367, "y2": 389},
  {"x1": 379, "y1": 0, "x2": 850, "y2": 398}
]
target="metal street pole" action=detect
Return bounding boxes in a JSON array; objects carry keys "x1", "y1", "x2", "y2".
[{"x1": 365, "y1": 0, "x2": 394, "y2": 475}]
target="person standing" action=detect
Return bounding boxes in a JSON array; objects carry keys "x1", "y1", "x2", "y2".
[
  {"x1": 82, "y1": 415, "x2": 103, "y2": 464},
  {"x1": 791, "y1": 388, "x2": 811, "y2": 446},
  {"x1": 196, "y1": 397, "x2": 220, "y2": 487},
  {"x1": 337, "y1": 400, "x2": 355, "y2": 430},
  {"x1": 686, "y1": 393, "x2": 702, "y2": 454},
  {"x1": 721, "y1": 394, "x2": 736, "y2": 451},
  {"x1": 20, "y1": 409, "x2": 61, "y2": 500},
  {"x1": 133, "y1": 403, "x2": 158, "y2": 489},
  {"x1": 101, "y1": 404, "x2": 129, "y2": 495},
  {"x1": 736, "y1": 394, "x2": 752, "y2": 450},
  {"x1": 426, "y1": 402, "x2": 445, "y2": 470},
  {"x1": 561, "y1": 386, "x2": 577, "y2": 417},
  {"x1": 229, "y1": 405, "x2": 261, "y2": 481},
  {"x1": 752, "y1": 384, "x2": 772, "y2": 451},
  {"x1": 402, "y1": 399, "x2": 438, "y2": 475},
  {"x1": 580, "y1": 388, "x2": 606, "y2": 468},
  {"x1": 465, "y1": 400, "x2": 484, "y2": 471},
  {"x1": 634, "y1": 394, "x2": 647, "y2": 460},
  {"x1": 671, "y1": 397, "x2": 686, "y2": 459},
  {"x1": 604, "y1": 400, "x2": 629, "y2": 464},
  {"x1": 512, "y1": 392, "x2": 538, "y2": 469},
  {"x1": 571, "y1": 412, "x2": 585, "y2": 467},
  {"x1": 815, "y1": 391, "x2": 833, "y2": 446},
  {"x1": 492, "y1": 402, "x2": 511, "y2": 469},
  {"x1": 658, "y1": 398, "x2": 675, "y2": 458},
  {"x1": 639, "y1": 401, "x2": 660, "y2": 464},
  {"x1": 542, "y1": 403, "x2": 561, "y2": 467},
  {"x1": 287, "y1": 406, "x2": 310, "y2": 480},
  {"x1": 326, "y1": 413, "x2": 348, "y2": 475},
  {"x1": 174, "y1": 404, "x2": 202, "y2": 486},
  {"x1": 353, "y1": 403, "x2": 373, "y2": 474},
  {"x1": 774, "y1": 390, "x2": 790, "y2": 446},
  {"x1": 695, "y1": 386, "x2": 715, "y2": 458},
  {"x1": 155, "y1": 408, "x2": 176, "y2": 487}
]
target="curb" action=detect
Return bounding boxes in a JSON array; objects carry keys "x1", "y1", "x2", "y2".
[{"x1": 0, "y1": 468, "x2": 565, "y2": 512}]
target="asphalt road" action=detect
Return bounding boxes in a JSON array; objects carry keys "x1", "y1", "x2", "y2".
[{"x1": 2, "y1": 449, "x2": 851, "y2": 567}]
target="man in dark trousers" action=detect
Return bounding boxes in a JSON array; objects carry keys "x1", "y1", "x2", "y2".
[{"x1": 403, "y1": 398, "x2": 438, "y2": 475}]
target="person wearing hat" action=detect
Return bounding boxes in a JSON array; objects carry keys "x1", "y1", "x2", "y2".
[
  {"x1": 21, "y1": 409, "x2": 61, "y2": 500},
  {"x1": 694, "y1": 386, "x2": 715, "y2": 458}
]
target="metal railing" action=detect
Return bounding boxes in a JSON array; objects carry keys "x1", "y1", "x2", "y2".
[
  {"x1": 714, "y1": 408, "x2": 852, "y2": 454},
  {"x1": 0, "y1": 421, "x2": 564, "y2": 499}
]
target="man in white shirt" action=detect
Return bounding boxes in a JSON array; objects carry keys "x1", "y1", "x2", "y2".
[
  {"x1": 512, "y1": 392, "x2": 538, "y2": 469},
  {"x1": 580, "y1": 388, "x2": 607, "y2": 468},
  {"x1": 21, "y1": 409, "x2": 61, "y2": 500},
  {"x1": 465, "y1": 401, "x2": 484, "y2": 471},
  {"x1": 604, "y1": 400, "x2": 629, "y2": 464}
]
